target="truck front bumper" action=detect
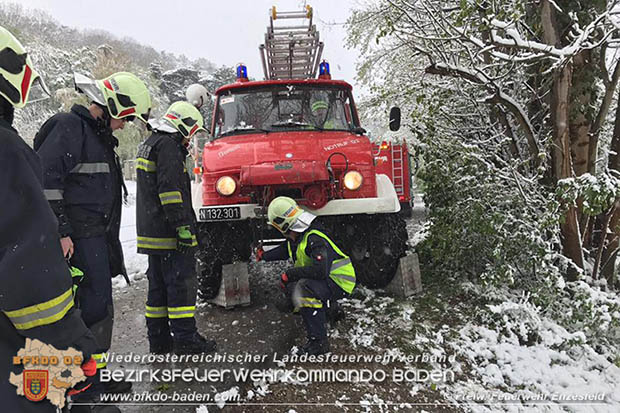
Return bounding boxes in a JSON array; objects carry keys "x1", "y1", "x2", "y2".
[{"x1": 194, "y1": 174, "x2": 401, "y2": 222}]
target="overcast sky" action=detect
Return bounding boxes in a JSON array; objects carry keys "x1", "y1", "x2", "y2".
[{"x1": 6, "y1": 0, "x2": 365, "y2": 89}]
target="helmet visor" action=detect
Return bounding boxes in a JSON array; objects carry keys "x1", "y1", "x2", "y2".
[
  {"x1": 26, "y1": 75, "x2": 51, "y2": 104},
  {"x1": 289, "y1": 211, "x2": 316, "y2": 232},
  {"x1": 74, "y1": 73, "x2": 105, "y2": 105}
]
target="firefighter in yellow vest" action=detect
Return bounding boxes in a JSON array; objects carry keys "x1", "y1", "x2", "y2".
[{"x1": 258, "y1": 196, "x2": 355, "y2": 355}]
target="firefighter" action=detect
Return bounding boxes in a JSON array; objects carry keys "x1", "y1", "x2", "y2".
[
  {"x1": 0, "y1": 26, "x2": 112, "y2": 412},
  {"x1": 136, "y1": 101, "x2": 216, "y2": 355},
  {"x1": 35, "y1": 71, "x2": 152, "y2": 394},
  {"x1": 257, "y1": 197, "x2": 356, "y2": 355},
  {"x1": 309, "y1": 99, "x2": 335, "y2": 129},
  {"x1": 185, "y1": 83, "x2": 210, "y2": 109}
]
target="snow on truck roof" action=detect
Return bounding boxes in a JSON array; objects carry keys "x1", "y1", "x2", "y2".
[{"x1": 215, "y1": 79, "x2": 353, "y2": 95}]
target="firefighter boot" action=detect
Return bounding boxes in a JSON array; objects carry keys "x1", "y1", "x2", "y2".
[
  {"x1": 173, "y1": 332, "x2": 217, "y2": 355},
  {"x1": 301, "y1": 338, "x2": 330, "y2": 355},
  {"x1": 149, "y1": 336, "x2": 173, "y2": 354},
  {"x1": 147, "y1": 319, "x2": 173, "y2": 354}
]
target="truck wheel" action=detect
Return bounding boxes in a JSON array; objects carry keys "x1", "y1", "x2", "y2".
[
  {"x1": 195, "y1": 222, "x2": 252, "y2": 300},
  {"x1": 345, "y1": 214, "x2": 408, "y2": 288},
  {"x1": 195, "y1": 248, "x2": 222, "y2": 300},
  {"x1": 321, "y1": 214, "x2": 408, "y2": 289},
  {"x1": 399, "y1": 201, "x2": 413, "y2": 219}
]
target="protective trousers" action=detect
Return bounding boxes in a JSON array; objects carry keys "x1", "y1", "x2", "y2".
[
  {"x1": 145, "y1": 252, "x2": 198, "y2": 344},
  {"x1": 72, "y1": 236, "x2": 114, "y2": 369},
  {"x1": 290, "y1": 278, "x2": 345, "y2": 341}
]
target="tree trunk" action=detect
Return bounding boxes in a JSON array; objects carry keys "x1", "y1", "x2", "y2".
[
  {"x1": 570, "y1": 50, "x2": 594, "y2": 178},
  {"x1": 601, "y1": 90, "x2": 620, "y2": 285},
  {"x1": 589, "y1": 58, "x2": 620, "y2": 174},
  {"x1": 542, "y1": 0, "x2": 584, "y2": 272}
]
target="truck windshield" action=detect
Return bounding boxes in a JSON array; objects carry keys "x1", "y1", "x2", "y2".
[{"x1": 213, "y1": 85, "x2": 357, "y2": 138}]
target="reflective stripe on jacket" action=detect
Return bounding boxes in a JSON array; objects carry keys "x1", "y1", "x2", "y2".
[{"x1": 35, "y1": 104, "x2": 123, "y2": 239}]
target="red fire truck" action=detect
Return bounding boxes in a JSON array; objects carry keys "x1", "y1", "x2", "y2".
[{"x1": 192, "y1": 6, "x2": 408, "y2": 298}]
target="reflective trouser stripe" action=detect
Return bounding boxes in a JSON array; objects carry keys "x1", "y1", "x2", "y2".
[
  {"x1": 159, "y1": 191, "x2": 183, "y2": 205},
  {"x1": 44, "y1": 189, "x2": 64, "y2": 200},
  {"x1": 92, "y1": 353, "x2": 107, "y2": 369},
  {"x1": 136, "y1": 158, "x2": 156, "y2": 172},
  {"x1": 3, "y1": 289, "x2": 74, "y2": 330},
  {"x1": 299, "y1": 297, "x2": 323, "y2": 309},
  {"x1": 145, "y1": 305, "x2": 167, "y2": 318},
  {"x1": 137, "y1": 236, "x2": 177, "y2": 250},
  {"x1": 168, "y1": 306, "x2": 195, "y2": 319},
  {"x1": 70, "y1": 163, "x2": 110, "y2": 173}
]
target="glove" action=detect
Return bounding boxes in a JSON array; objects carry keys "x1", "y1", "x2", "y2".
[
  {"x1": 70, "y1": 265, "x2": 84, "y2": 298},
  {"x1": 256, "y1": 246, "x2": 264, "y2": 262},
  {"x1": 280, "y1": 273, "x2": 289, "y2": 290},
  {"x1": 176, "y1": 225, "x2": 197, "y2": 254},
  {"x1": 67, "y1": 357, "x2": 97, "y2": 397}
]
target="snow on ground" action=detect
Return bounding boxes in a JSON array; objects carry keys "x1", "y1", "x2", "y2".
[
  {"x1": 337, "y1": 281, "x2": 620, "y2": 412},
  {"x1": 115, "y1": 185, "x2": 620, "y2": 411},
  {"x1": 447, "y1": 315, "x2": 620, "y2": 412}
]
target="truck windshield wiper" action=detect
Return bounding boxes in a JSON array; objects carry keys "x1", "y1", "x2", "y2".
[
  {"x1": 271, "y1": 121, "x2": 313, "y2": 128},
  {"x1": 219, "y1": 127, "x2": 270, "y2": 137}
]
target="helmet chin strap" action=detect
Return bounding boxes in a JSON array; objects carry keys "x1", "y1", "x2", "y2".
[
  {"x1": 93, "y1": 102, "x2": 112, "y2": 129},
  {"x1": 93, "y1": 102, "x2": 112, "y2": 134}
]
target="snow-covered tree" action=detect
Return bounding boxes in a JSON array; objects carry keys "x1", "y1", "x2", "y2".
[{"x1": 348, "y1": 0, "x2": 620, "y2": 288}]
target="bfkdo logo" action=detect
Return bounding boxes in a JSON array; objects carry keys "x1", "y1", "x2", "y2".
[{"x1": 23, "y1": 370, "x2": 49, "y2": 402}]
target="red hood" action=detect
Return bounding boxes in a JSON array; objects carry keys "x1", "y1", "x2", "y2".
[{"x1": 202, "y1": 131, "x2": 372, "y2": 172}]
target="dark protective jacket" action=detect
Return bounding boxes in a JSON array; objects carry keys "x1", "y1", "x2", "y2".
[
  {"x1": 136, "y1": 130, "x2": 196, "y2": 254},
  {"x1": 35, "y1": 104, "x2": 127, "y2": 277},
  {"x1": 0, "y1": 117, "x2": 98, "y2": 412}
]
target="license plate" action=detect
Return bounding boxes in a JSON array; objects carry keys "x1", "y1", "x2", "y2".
[{"x1": 199, "y1": 206, "x2": 241, "y2": 221}]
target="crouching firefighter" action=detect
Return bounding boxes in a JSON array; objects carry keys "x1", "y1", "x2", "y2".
[
  {"x1": 35, "y1": 71, "x2": 152, "y2": 396},
  {"x1": 257, "y1": 197, "x2": 356, "y2": 355},
  {"x1": 136, "y1": 101, "x2": 216, "y2": 355}
]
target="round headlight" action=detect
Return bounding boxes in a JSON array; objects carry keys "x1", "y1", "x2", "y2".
[
  {"x1": 343, "y1": 171, "x2": 363, "y2": 191},
  {"x1": 216, "y1": 176, "x2": 236, "y2": 196}
]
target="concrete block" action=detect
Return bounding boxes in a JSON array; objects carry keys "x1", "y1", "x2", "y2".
[
  {"x1": 386, "y1": 253, "x2": 422, "y2": 298},
  {"x1": 208, "y1": 262, "x2": 251, "y2": 309}
]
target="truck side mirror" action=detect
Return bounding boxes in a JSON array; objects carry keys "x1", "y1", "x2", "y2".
[{"x1": 389, "y1": 107, "x2": 401, "y2": 131}]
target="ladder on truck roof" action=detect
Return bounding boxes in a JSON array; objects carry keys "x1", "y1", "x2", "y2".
[{"x1": 259, "y1": 5, "x2": 324, "y2": 80}]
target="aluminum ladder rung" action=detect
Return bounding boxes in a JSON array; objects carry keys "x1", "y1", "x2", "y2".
[{"x1": 260, "y1": 5, "x2": 322, "y2": 80}]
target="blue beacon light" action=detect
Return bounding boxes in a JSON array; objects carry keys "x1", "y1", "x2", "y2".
[
  {"x1": 236, "y1": 64, "x2": 248, "y2": 82},
  {"x1": 319, "y1": 61, "x2": 331, "y2": 79}
]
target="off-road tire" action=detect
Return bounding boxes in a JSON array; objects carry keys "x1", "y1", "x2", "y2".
[
  {"x1": 196, "y1": 221, "x2": 252, "y2": 300},
  {"x1": 320, "y1": 213, "x2": 408, "y2": 288},
  {"x1": 399, "y1": 201, "x2": 413, "y2": 219}
]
